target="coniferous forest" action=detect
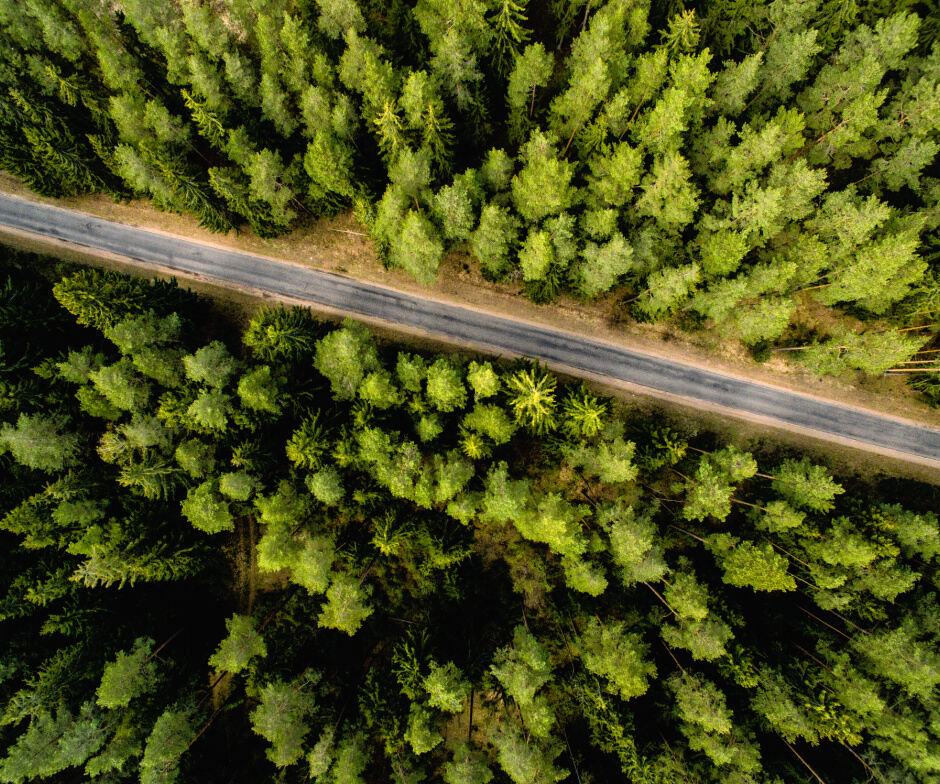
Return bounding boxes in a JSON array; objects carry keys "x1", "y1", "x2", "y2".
[
  {"x1": 0, "y1": 251, "x2": 938, "y2": 783},
  {"x1": 2, "y1": 1, "x2": 940, "y2": 782},
  {"x1": 1, "y1": 0, "x2": 939, "y2": 388}
]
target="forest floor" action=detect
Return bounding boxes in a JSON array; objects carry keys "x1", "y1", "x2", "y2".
[{"x1": 2, "y1": 174, "x2": 938, "y2": 446}]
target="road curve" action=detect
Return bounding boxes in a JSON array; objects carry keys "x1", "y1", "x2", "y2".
[{"x1": 1, "y1": 192, "x2": 939, "y2": 469}]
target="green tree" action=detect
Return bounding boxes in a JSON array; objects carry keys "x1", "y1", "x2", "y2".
[
  {"x1": 90, "y1": 360, "x2": 151, "y2": 412},
  {"x1": 771, "y1": 458, "x2": 845, "y2": 512},
  {"x1": 186, "y1": 389, "x2": 232, "y2": 432},
  {"x1": 286, "y1": 414, "x2": 332, "y2": 471},
  {"x1": 490, "y1": 0, "x2": 530, "y2": 76},
  {"x1": 578, "y1": 617, "x2": 656, "y2": 701},
  {"x1": 390, "y1": 210, "x2": 445, "y2": 286},
  {"x1": 244, "y1": 307, "x2": 319, "y2": 363},
  {"x1": 708, "y1": 534, "x2": 797, "y2": 592},
  {"x1": 518, "y1": 228, "x2": 555, "y2": 283},
  {"x1": 432, "y1": 180, "x2": 476, "y2": 241},
  {"x1": 492, "y1": 723, "x2": 567, "y2": 784},
  {"x1": 250, "y1": 676, "x2": 317, "y2": 767},
  {"x1": 668, "y1": 671, "x2": 761, "y2": 774},
  {"x1": 570, "y1": 233, "x2": 634, "y2": 299},
  {"x1": 139, "y1": 708, "x2": 196, "y2": 784},
  {"x1": 635, "y1": 152, "x2": 700, "y2": 232},
  {"x1": 209, "y1": 614, "x2": 267, "y2": 674},
  {"x1": 96, "y1": 638, "x2": 158, "y2": 708},
  {"x1": 0, "y1": 413, "x2": 79, "y2": 472},
  {"x1": 444, "y1": 741, "x2": 494, "y2": 784},
  {"x1": 237, "y1": 365, "x2": 281, "y2": 414},
  {"x1": 491, "y1": 626, "x2": 555, "y2": 738},
  {"x1": 510, "y1": 131, "x2": 576, "y2": 224},
  {"x1": 425, "y1": 358, "x2": 468, "y2": 412},
  {"x1": 505, "y1": 365, "x2": 556, "y2": 433},
  {"x1": 506, "y1": 43, "x2": 554, "y2": 144},
  {"x1": 634, "y1": 263, "x2": 701, "y2": 320},
  {"x1": 602, "y1": 502, "x2": 668, "y2": 586},
  {"x1": 424, "y1": 661, "x2": 472, "y2": 713},
  {"x1": 314, "y1": 322, "x2": 380, "y2": 401},
  {"x1": 181, "y1": 480, "x2": 234, "y2": 534},
  {"x1": 358, "y1": 369, "x2": 402, "y2": 410},
  {"x1": 317, "y1": 574, "x2": 372, "y2": 635},
  {"x1": 470, "y1": 203, "x2": 520, "y2": 279}
]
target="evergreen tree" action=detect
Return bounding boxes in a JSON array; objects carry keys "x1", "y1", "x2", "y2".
[{"x1": 250, "y1": 676, "x2": 317, "y2": 767}]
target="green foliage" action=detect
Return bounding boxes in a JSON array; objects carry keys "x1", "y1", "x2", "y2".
[
  {"x1": 208, "y1": 614, "x2": 267, "y2": 674},
  {"x1": 250, "y1": 676, "x2": 317, "y2": 767},
  {"x1": 0, "y1": 414, "x2": 79, "y2": 472},
  {"x1": 390, "y1": 210, "x2": 444, "y2": 286},
  {"x1": 772, "y1": 458, "x2": 845, "y2": 512},
  {"x1": 317, "y1": 575, "x2": 372, "y2": 635},
  {"x1": 511, "y1": 131, "x2": 576, "y2": 224},
  {"x1": 471, "y1": 203, "x2": 520, "y2": 279},
  {"x1": 237, "y1": 365, "x2": 281, "y2": 414},
  {"x1": 181, "y1": 480, "x2": 234, "y2": 534},
  {"x1": 505, "y1": 365, "x2": 556, "y2": 433},
  {"x1": 3, "y1": 7, "x2": 940, "y2": 762},
  {"x1": 425, "y1": 358, "x2": 467, "y2": 412},
  {"x1": 708, "y1": 534, "x2": 797, "y2": 592},
  {"x1": 491, "y1": 627, "x2": 555, "y2": 738},
  {"x1": 314, "y1": 321, "x2": 380, "y2": 400},
  {"x1": 578, "y1": 617, "x2": 656, "y2": 701},
  {"x1": 139, "y1": 708, "x2": 196, "y2": 784},
  {"x1": 96, "y1": 638, "x2": 158, "y2": 708},
  {"x1": 424, "y1": 661, "x2": 471, "y2": 713}
]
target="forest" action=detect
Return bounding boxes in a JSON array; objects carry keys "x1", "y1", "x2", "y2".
[
  {"x1": 0, "y1": 249, "x2": 938, "y2": 783},
  {"x1": 0, "y1": 0, "x2": 939, "y2": 394}
]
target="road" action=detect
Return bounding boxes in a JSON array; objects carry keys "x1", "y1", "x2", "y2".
[{"x1": 1, "y1": 192, "x2": 939, "y2": 469}]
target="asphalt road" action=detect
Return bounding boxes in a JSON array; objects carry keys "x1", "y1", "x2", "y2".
[{"x1": 1, "y1": 193, "x2": 939, "y2": 468}]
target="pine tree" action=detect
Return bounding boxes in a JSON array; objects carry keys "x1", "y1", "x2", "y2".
[
  {"x1": 634, "y1": 263, "x2": 701, "y2": 320},
  {"x1": 424, "y1": 661, "x2": 472, "y2": 713},
  {"x1": 96, "y1": 638, "x2": 158, "y2": 708},
  {"x1": 358, "y1": 370, "x2": 403, "y2": 410},
  {"x1": 243, "y1": 306, "x2": 319, "y2": 364},
  {"x1": 0, "y1": 413, "x2": 80, "y2": 472},
  {"x1": 585, "y1": 141, "x2": 643, "y2": 209},
  {"x1": 492, "y1": 723, "x2": 567, "y2": 784},
  {"x1": 771, "y1": 458, "x2": 844, "y2": 512},
  {"x1": 139, "y1": 708, "x2": 196, "y2": 784},
  {"x1": 570, "y1": 233, "x2": 634, "y2": 299},
  {"x1": 510, "y1": 131, "x2": 577, "y2": 224},
  {"x1": 315, "y1": 0, "x2": 367, "y2": 39},
  {"x1": 490, "y1": 626, "x2": 555, "y2": 738},
  {"x1": 470, "y1": 203, "x2": 520, "y2": 279},
  {"x1": 600, "y1": 501, "x2": 667, "y2": 586},
  {"x1": 304, "y1": 129, "x2": 357, "y2": 205},
  {"x1": 432, "y1": 180, "x2": 476, "y2": 241},
  {"x1": 390, "y1": 210, "x2": 445, "y2": 286},
  {"x1": 707, "y1": 534, "x2": 796, "y2": 591},
  {"x1": 237, "y1": 365, "x2": 281, "y2": 414},
  {"x1": 317, "y1": 574, "x2": 373, "y2": 635},
  {"x1": 425, "y1": 358, "x2": 467, "y2": 412},
  {"x1": 549, "y1": 5, "x2": 630, "y2": 153},
  {"x1": 185, "y1": 389, "x2": 233, "y2": 433},
  {"x1": 505, "y1": 365, "x2": 557, "y2": 433},
  {"x1": 250, "y1": 676, "x2": 317, "y2": 767},
  {"x1": 314, "y1": 322, "x2": 381, "y2": 401},
  {"x1": 444, "y1": 741, "x2": 494, "y2": 784},
  {"x1": 209, "y1": 614, "x2": 267, "y2": 674},
  {"x1": 579, "y1": 616, "x2": 656, "y2": 700},
  {"x1": 635, "y1": 152, "x2": 700, "y2": 232},
  {"x1": 181, "y1": 480, "x2": 234, "y2": 534},
  {"x1": 518, "y1": 229, "x2": 555, "y2": 283}
]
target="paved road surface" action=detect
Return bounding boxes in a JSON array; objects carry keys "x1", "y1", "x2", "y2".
[{"x1": 1, "y1": 193, "x2": 938, "y2": 468}]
